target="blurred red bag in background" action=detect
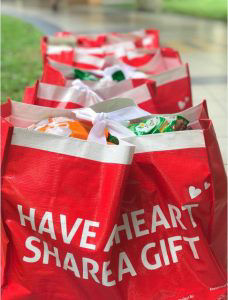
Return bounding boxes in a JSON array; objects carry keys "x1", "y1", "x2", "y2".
[
  {"x1": 40, "y1": 61, "x2": 192, "y2": 114},
  {"x1": 23, "y1": 79, "x2": 156, "y2": 111},
  {"x1": 41, "y1": 29, "x2": 160, "y2": 61},
  {"x1": 147, "y1": 64, "x2": 192, "y2": 113},
  {"x1": 92, "y1": 63, "x2": 192, "y2": 114},
  {"x1": 43, "y1": 47, "x2": 180, "y2": 74}
]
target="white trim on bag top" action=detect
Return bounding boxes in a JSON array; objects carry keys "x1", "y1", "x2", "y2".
[
  {"x1": 91, "y1": 98, "x2": 136, "y2": 113},
  {"x1": 75, "y1": 47, "x2": 105, "y2": 55},
  {"x1": 48, "y1": 59, "x2": 189, "y2": 88},
  {"x1": 73, "y1": 53, "x2": 105, "y2": 69},
  {"x1": 123, "y1": 130, "x2": 205, "y2": 153},
  {"x1": 149, "y1": 64, "x2": 188, "y2": 86},
  {"x1": 37, "y1": 83, "x2": 83, "y2": 103},
  {"x1": 95, "y1": 79, "x2": 134, "y2": 99},
  {"x1": 11, "y1": 128, "x2": 135, "y2": 165},
  {"x1": 9, "y1": 99, "x2": 137, "y2": 127},
  {"x1": 130, "y1": 49, "x2": 165, "y2": 72},
  {"x1": 10, "y1": 101, "x2": 75, "y2": 127},
  {"x1": 37, "y1": 81, "x2": 151, "y2": 106},
  {"x1": 138, "y1": 102, "x2": 205, "y2": 124},
  {"x1": 115, "y1": 84, "x2": 152, "y2": 104},
  {"x1": 37, "y1": 82, "x2": 100, "y2": 107},
  {"x1": 47, "y1": 45, "x2": 73, "y2": 54}
]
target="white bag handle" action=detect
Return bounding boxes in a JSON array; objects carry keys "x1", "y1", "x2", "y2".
[{"x1": 87, "y1": 113, "x2": 135, "y2": 144}]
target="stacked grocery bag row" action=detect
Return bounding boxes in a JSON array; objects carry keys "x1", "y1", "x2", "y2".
[{"x1": 1, "y1": 29, "x2": 227, "y2": 299}]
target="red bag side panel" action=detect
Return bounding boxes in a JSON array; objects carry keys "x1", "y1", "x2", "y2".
[
  {"x1": 23, "y1": 81, "x2": 39, "y2": 105},
  {"x1": 202, "y1": 120, "x2": 227, "y2": 273},
  {"x1": 2, "y1": 143, "x2": 130, "y2": 299},
  {"x1": 41, "y1": 63, "x2": 66, "y2": 86},
  {"x1": 153, "y1": 76, "x2": 192, "y2": 113}
]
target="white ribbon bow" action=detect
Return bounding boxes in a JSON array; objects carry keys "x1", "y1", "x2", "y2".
[
  {"x1": 87, "y1": 113, "x2": 134, "y2": 144},
  {"x1": 94, "y1": 64, "x2": 147, "y2": 80},
  {"x1": 73, "y1": 105, "x2": 151, "y2": 144},
  {"x1": 71, "y1": 79, "x2": 104, "y2": 105},
  {"x1": 88, "y1": 64, "x2": 147, "y2": 89}
]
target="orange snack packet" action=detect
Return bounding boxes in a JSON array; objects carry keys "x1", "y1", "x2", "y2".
[{"x1": 28, "y1": 117, "x2": 112, "y2": 142}]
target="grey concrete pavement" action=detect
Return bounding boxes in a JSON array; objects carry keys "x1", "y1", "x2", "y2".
[{"x1": 2, "y1": 0, "x2": 227, "y2": 167}]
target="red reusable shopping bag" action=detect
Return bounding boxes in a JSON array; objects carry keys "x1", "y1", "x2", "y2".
[
  {"x1": 150, "y1": 105, "x2": 227, "y2": 274},
  {"x1": 42, "y1": 47, "x2": 180, "y2": 74},
  {"x1": 23, "y1": 80, "x2": 103, "y2": 109},
  {"x1": 131, "y1": 101, "x2": 227, "y2": 274},
  {"x1": 72, "y1": 100, "x2": 227, "y2": 298},
  {"x1": 1, "y1": 100, "x2": 135, "y2": 300},
  {"x1": 41, "y1": 62, "x2": 66, "y2": 86},
  {"x1": 41, "y1": 35, "x2": 106, "y2": 63},
  {"x1": 23, "y1": 80, "x2": 156, "y2": 111},
  {"x1": 78, "y1": 100, "x2": 227, "y2": 277},
  {"x1": 118, "y1": 48, "x2": 181, "y2": 74},
  {"x1": 94, "y1": 80, "x2": 158, "y2": 113},
  {"x1": 91, "y1": 64, "x2": 192, "y2": 114},
  {"x1": 148, "y1": 64, "x2": 193, "y2": 113},
  {"x1": 47, "y1": 51, "x2": 106, "y2": 70},
  {"x1": 1, "y1": 100, "x2": 227, "y2": 299},
  {"x1": 41, "y1": 29, "x2": 160, "y2": 61},
  {"x1": 1, "y1": 116, "x2": 13, "y2": 285},
  {"x1": 42, "y1": 40, "x2": 137, "y2": 66},
  {"x1": 117, "y1": 128, "x2": 227, "y2": 299},
  {"x1": 41, "y1": 61, "x2": 192, "y2": 114},
  {"x1": 40, "y1": 61, "x2": 150, "y2": 88},
  {"x1": 107, "y1": 29, "x2": 160, "y2": 49},
  {"x1": 95, "y1": 80, "x2": 157, "y2": 112}
]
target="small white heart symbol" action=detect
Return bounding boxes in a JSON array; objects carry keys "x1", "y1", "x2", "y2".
[
  {"x1": 189, "y1": 186, "x2": 202, "y2": 199},
  {"x1": 178, "y1": 101, "x2": 186, "y2": 110},
  {"x1": 204, "y1": 182, "x2": 210, "y2": 190},
  {"x1": 143, "y1": 36, "x2": 153, "y2": 46},
  {"x1": 184, "y1": 96, "x2": 190, "y2": 103}
]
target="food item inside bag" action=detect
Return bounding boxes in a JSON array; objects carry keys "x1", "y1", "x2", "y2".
[
  {"x1": 73, "y1": 68, "x2": 127, "y2": 83},
  {"x1": 72, "y1": 68, "x2": 127, "y2": 89},
  {"x1": 73, "y1": 64, "x2": 146, "y2": 81},
  {"x1": 71, "y1": 65, "x2": 147, "y2": 90},
  {"x1": 128, "y1": 115, "x2": 189, "y2": 136},
  {"x1": 74, "y1": 69, "x2": 100, "y2": 81},
  {"x1": 28, "y1": 117, "x2": 119, "y2": 144}
]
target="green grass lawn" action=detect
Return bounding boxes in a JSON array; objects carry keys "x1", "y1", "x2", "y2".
[
  {"x1": 105, "y1": 0, "x2": 227, "y2": 21},
  {"x1": 1, "y1": 15, "x2": 43, "y2": 103},
  {"x1": 163, "y1": 0, "x2": 227, "y2": 21}
]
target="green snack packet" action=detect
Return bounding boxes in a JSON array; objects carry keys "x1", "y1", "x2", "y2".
[
  {"x1": 128, "y1": 116, "x2": 189, "y2": 136},
  {"x1": 74, "y1": 69, "x2": 100, "y2": 81},
  {"x1": 128, "y1": 116, "x2": 167, "y2": 136},
  {"x1": 160, "y1": 116, "x2": 189, "y2": 133}
]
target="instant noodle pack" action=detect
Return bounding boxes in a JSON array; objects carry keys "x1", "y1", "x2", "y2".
[{"x1": 1, "y1": 29, "x2": 227, "y2": 300}]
